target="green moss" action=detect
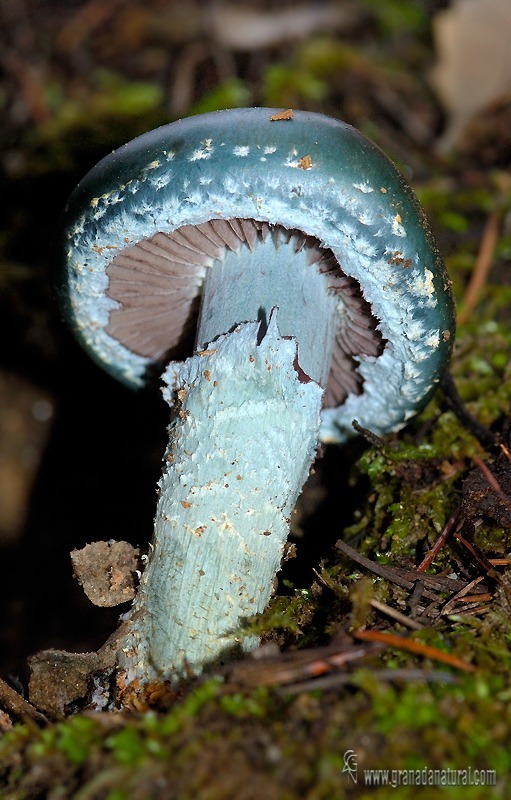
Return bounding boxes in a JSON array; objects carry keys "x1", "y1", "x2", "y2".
[
  {"x1": 260, "y1": 36, "x2": 375, "y2": 109},
  {"x1": 37, "y1": 69, "x2": 164, "y2": 141},
  {"x1": 3, "y1": 676, "x2": 511, "y2": 799},
  {"x1": 359, "y1": 0, "x2": 428, "y2": 36},
  {"x1": 261, "y1": 62, "x2": 328, "y2": 108},
  {"x1": 189, "y1": 78, "x2": 252, "y2": 116},
  {"x1": 340, "y1": 319, "x2": 511, "y2": 572},
  {"x1": 105, "y1": 727, "x2": 153, "y2": 767},
  {"x1": 219, "y1": 687, "x2": 270, "y2": 719},
  {"x1": 17, "y1": 69, "x2": 166, "y2": 175},
  {"x1": 234, "y1": 592, "x2": 315, "y2": 641},
  {"x1": 25, "y1": 716, "x2": 99, "y2": 766}
]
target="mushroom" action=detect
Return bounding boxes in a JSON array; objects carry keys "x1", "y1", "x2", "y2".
[{"x1": 58, "y1": 108, "x2": 455, "y2": 690}]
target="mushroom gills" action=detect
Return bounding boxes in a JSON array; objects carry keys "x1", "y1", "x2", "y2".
[{"x1": 105, "y1": 219, "x2": 385, "y2": 405}]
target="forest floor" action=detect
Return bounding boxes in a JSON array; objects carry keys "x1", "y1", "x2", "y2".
[{"x1": 1, "y1": 1, "x2": 511, "y2": 797}]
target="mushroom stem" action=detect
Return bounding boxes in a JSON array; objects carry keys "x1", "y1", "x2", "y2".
[
  {"x1": 117, "y1": 230, "x2": 335, "y2": 687},
  {"x1": 195, "y1": 227, "x2": 338, "y2": 386}
]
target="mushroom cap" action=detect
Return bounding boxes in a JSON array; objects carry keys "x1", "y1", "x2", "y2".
[{"x1": 58, "y1": 107, "x2": 455, "y2": 443}]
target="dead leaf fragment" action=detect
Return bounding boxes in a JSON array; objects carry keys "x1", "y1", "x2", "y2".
[
  {"x1": 270, "y1": 109, "x2": 294, "y2": 121},
  {"x1": 209, "y1": 5, "x2": 360, "y2": 51},
  {"x1": 71, "y1": 540, "x2": 139, "y2": 607},
  {"x1": 431, "y1": 0, "x2": 511, "y2": 150}
]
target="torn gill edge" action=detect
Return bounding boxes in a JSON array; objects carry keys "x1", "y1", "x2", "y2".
[{"x1": 257, "y1": 306, "x2": 313, "y2": 386}]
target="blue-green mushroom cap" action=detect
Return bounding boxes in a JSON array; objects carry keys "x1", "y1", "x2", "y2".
[{"x1": 58, "y1": 107, "x2": 455, "y2": 443}]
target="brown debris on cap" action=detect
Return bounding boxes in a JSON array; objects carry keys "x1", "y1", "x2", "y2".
[
  {"x1": 105, "y1": 218, "x2": 385, "y2": 407},
  {"x1": 270, "y1": 108, "x2": 294, "y2": 121},
  {"x1": 298, "y1": 154, "x2": 312, "y2": 169}
]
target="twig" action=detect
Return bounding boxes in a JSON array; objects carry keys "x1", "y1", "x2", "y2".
[
  {"x1": 440, "y1": 372, "x2": 496, "y2": 447},
  {"x1": 448, "y1": 605, "x2": 492, "y2": 617},
  {"x1": 417, "y1": 507, "x2": 461, "y2": 572},
  {"x1": 418, "y1": 596, "x2": 445, "y2": 619},
  {"x1": 0, "y1": 677, "x2": 48, "y2": 725},
  {"x1": 407, "y1": 580, "x2": 425, "y2": 616},
  {"x1": 457, "y1": 593, "x2": 492, "y2": 604},
  {"x1": 336, "y1": 538, "x2": 488, "y2": 599},
  {"x1": 226, "y1": 640, "x2": 384, "y2": 687},
  {"x1": 441, "y1": 576, "x2": 485, "y2": 616},
  {"x1": 352, "y1": 419, "x2": 387, "y2": 448},
  {"x1": 453, "y1": 528, "x2": 504, "y2": 585},
  {"x1": 370, "y1": 598, "x2": 425, "y2": 630},
  {"x1": 458, "y1": 207, "x2": 502, "y2": 325},
  {"x1": 473, "y1": 454, "x2": 511, "y2": 513},
  {"x1": 337, "y1": 538, "x2": 426, "y2": 594},
  {"x1": 279, "y1": 668, "x2": 459, "y2": 695},
  {"x1": 353, "y1": 630, "x2": 476, "y2": 673}
]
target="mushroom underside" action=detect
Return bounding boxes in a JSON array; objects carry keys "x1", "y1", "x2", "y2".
[{"x1": 105, "y1": 218, "x2": 385, "y2": 406}]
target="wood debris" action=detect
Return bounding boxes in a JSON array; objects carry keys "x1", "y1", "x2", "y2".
[
  {"x1": 270, "y1": 109, "x2": 294, "y2": 121},
  {"x1": 224, "y1": 636, "x2": 385, "y2": 688},
  {"x1": 354, "y1": 630, "x2": 476, "y2": 673},
  {"x1": 0, "y1": 677, "x2": 48, "y2": 726},
  {"x1": 336, "y1": 537, "x2": 494, "y2": 622}
]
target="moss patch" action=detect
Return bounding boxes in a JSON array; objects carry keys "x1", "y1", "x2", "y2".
[{"x1": 1, "y1": 673, "x2": 510, "y2": 799}]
